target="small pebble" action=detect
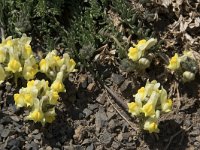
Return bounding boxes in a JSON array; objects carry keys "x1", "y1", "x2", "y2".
[{"x1": 1, "y1": 128, "x2": 10, "y2": 138}]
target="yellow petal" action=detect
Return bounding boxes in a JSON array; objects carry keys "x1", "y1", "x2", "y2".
[
  {"x1": 6, "y1": 59, "x2": 22, "y2": 73},
  {"x1": 14, "y1": 94, "x2": 25, "y2": 108},
  {"x1": 128, "y1": 47, "x2": 140, "y2": 61},
  {"x1": 39, "y1": 59, "x2": 49, "y2": 73},
  {"x1": 167, "y1": 53, "x2": 180, "y2": 71}
]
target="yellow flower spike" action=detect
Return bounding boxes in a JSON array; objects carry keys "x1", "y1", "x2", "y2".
[
  {"x1": 144, "y1": 118, "x2": 159, "y2": 133},
  {"x1": 144, "y1": 110, "x2": 160, "y2": 133},
  {"x1": 0, "y1": 48, "x2": 6, "y2": 63},
  {"x1": 26, "y1": 99, "x2": 44, "y2": 123},
  {"x1": 142, "y1": 91, "x2": 160, "y2": 117},
  {"x1": 0, "y1": 65, "x2": 6, "y2": 84},
  {"x1": 50, "y1": 91, "x2": 59, "y2": 105},
  {"x1": 5, "y1": 58, "x2": 22, "y2": 73},
  {"x1": 6, "y1": 39, "x2": 13, "y2": 46},
  {"x1": 23, "y1": 56, "x2": 38, "y2": 80},
  {"x1": 144, "y1": 80, "x2": 160, "y2": 97},
  {"x1": 24, "y1": 43, "x2": 32, "y2": 58},
  {"x1": 67, "y1": 59, "x2": 76, "y2": 73},
  {"x1": 63, "y1": 53, "x2": 76, "y2": 73},
  {"x1": 23, "y1": 93, "x2": 35, "y2": 107},
  {"x1": 51, "y1": 72, "x2": 65, "y2": 93},
  {"x1": 127, "y1": 102, "x2": 141, "y2": 116},
  {"x1": 135, "y1": 38, "x2": 157, "y2": 52},
  {"x1": 27, "y1": 80, "x2": 35, "y2": 87},
  {"x1": 14, "y1": 94, "x2": 25, "y2": 108},
  {"x1": 51, "y1": 80, "x2": 65, "y2": 93},
  {"x1": 167, "y1": 53, "x2": 180, "y2": 71},
  {"x1": 39, "y1": 59, "x2": 49, "y2": 73},
  {"x1": 134, "y1": 87, "x2": 146, "y2": 102},
  {"x1": 128, "y1": 47, "x2": 141, "y2": 61},
  {"x1": 26, "y1": 108, "x2": 44, "y2": 123},
  {"x1": 160, "y1": 88, "x2": 172, "y2": 112}
]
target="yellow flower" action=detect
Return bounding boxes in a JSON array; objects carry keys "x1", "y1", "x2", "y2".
[
  {"x1": 23, "y1": 56, "x2": 38, "y2": 80},
  {"x1": 26, "y1": 108, "x2": 44, "y2": 122},
  {"x1": 67, "y1": 59, "x2": 76, "y2": 73},
  {"x1": 26, "y1": 99, "x2": 44, "y2": 123},
  {"x1": 159, "y1": 88, "x2": 172, "y2": 112},
  {"x1": 23, "y1": 66, "x2": 38, "y2": 80},
  {"x1": 27, "y1": 80, "x2": 35, "y2": 87},
  {"x1": 134, "y1": 87, "x2": 146, "y2": 102},
  {"x1": 167, "y1": 53, "x2": 180, "y2": 71},
  {"x1": 5, "y1": 59, "x2": 22, "y2": 73},
  {"x1": 0, "y1": 65, "x2": 6, "y2": 83},
  {"x1": 23, "y1": 43, "x2": 32, "y2": 59},
  {"x1": 144, "y1": 110, "x2": 160, "y2": 133},
  {"x1": 14, "y1": 92, "x2": 35, "y2": 108},
  {"x1": 63, "y1": 53, "x2": 76, "y2": 72},
  {"x1": 39, "y1": 59, "x2": 49, "y2": 73},
  {"x1": 0, "y1": 48, "x2": 6, "y2": 63},
  {"x1": 144, "y1": 118, "x2": 159, "y2": 133},
  {"x1": 51, "y1": 72, "x2": 65, "y2": 93},
  {"x1": 127, "y1": 102, "x2": 141, "y2": 116},
  {"x1": 136, "y1": 38, "x2": 157, "y2": 51},
  {"x1": 47, "y1": 90, "x2": 59, "y2": 105},
  {"x1": 144, "y1": 80, "x2": 160, "y2": 97},
  {"x1": 6, "y1": 39, "x2": 13, "y2": 46},
  {"x1": 14, "y1": 94, "x2": 25, "y2": 108},
  {"x1": 142, "y1": 91, "x2": 159, "y2": 117},
  {"x1": 51, "y1": 81, "x2": 65, "y2": 93},
  {"x1": 128, "y1": 47, "x2": 141, "y2": 61}
]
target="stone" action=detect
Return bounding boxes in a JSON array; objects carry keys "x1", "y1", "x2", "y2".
[
  {"x1": 1, "y1": 128, "x2": 10, "y2": 138},
  {"x1": 120, "y1": 80, "x2": 132, "y2": 92},
  {"x1": 111, "y1": 73, "x2": 125, "y2": 85},
  {"x1": 33, "y1": 133, "x2": 41, "y2": 140},
  {"x1": 96, "y1": 93, "x2": 106, "y2": 104},
  {"x1": 86, "y1": 143, "x2": 94, "y2": 150},
  {"x1": 83, "y1": 108, "x2": 93, "y2": 118},
  {"x1": 112, "y1": 141, "x2": 120, "y2": 149},
  {"x1": 99, "y1": 130, "x2": 113, "y2": 145},
  {"x1": 95, "y1": 107, "x2": 108, "y2": 132}
]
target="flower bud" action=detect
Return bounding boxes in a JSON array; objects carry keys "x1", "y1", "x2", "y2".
[
  {"x1": 182, "y1": 71, "x2": 195, "y2": 82},
  {"x1": 138, "y1": 58, "x2": 150, "y2": 69}
]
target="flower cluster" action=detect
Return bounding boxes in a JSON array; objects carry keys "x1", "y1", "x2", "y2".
[
  {"x1": 127, "y1": 80, "x2": 172, "y2": 133},
  {"x1": 39, "y1": 50, "x2": 76, "y2": 81},
  {"x1": 167, "y1": 51, "x2": 198, "y2": 82},
  {"x1": 14, "y1": 80, "x2": 59, "y2": 125},
  {"x1": 0, "y1": 35, "x2": 38, "y2": 83},
  {"x1": 0, "y1": 35, "x2": 76, "y2": 125},
  {"x1": 128, "y1": 38, "x2": 157, "y2": 69}
]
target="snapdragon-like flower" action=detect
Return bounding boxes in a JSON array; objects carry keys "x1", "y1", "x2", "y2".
[
  {"x1": 51, "y1": 71, "x2": 65, "y2": 93},
  {"x1": 5, "y1": 58, "x2": 22, "y2": 73},
  {"x1": 127, "y1": 102, "x2": 142, "y2": 116},
  {"x1": 159, "y1": 88, "x2": 172, "y2": 112},
  {"x1": 23, "y1": 56, "x2": 38, "y2": 80},
  {"x1": 128, "y1": 38, "x2": 157, "y2": 62},
  {"x1": 142, "y1": 90, "x2": 160, "y2": 117},
  {"x1": 144, "y1": 110, "x2": 160, "y2": 133},
  {"x1": 0, "y1": 65, "x2": 6, "y2": 83},
  {"x1": 26, "y1": 99, "x2": 44, "y2": 122},
  {"x1": 62, "y1": 53, "x2": 76, "y2": 73},
  {"x1": 0, "y1": 47, "x2": 7, "y2": 63},
  {"x1": 167, "y1": 53, "x2": 180, "y2": 71}
]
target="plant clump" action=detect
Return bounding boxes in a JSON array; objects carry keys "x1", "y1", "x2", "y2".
[{"x1": 127, "y1": 80, "x2": 172, "y2": 133}]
